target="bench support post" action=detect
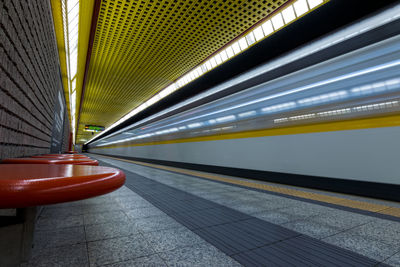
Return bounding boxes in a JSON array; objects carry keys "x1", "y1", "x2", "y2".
[{"x1": 0, "y1": 207, "x2": 37, "y2": 266}]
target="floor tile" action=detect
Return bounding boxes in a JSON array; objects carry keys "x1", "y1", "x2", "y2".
[
  {"x1": 310, "y1": 210, "x2": 372, "y2": 229},
  {"x1": 26, "y1": 244, "x2": 88, "y2": 267},
  {"x1": 36, "y1": 215, "x2": 84, "y2": 231},
  {"x1": 33, "y1": 226, "x2": 86, "y2": 251},
  {"x1": 105, "y1": 254, "x2": 167, "y2": 267},
  {"x1": 132, "y1": 215, "x2": 182, "y2": 233},
  {"x1": 116, "y1": 197, "x2": 153, "y2": 210},
  {"x1": 88, "y1": 236, "x2": 155, "y2": 266},
  {"x1": 158, "y1": 243, "x2": 242, "y2": 267},
  {"x1": 125, "y1": 206, "x2": 166, "y2": 220},
  {"x1": 85, "y1": 221, "x2": 140, "y2": 242},
  {"x1": 323, "y1": 231, "x2": 396, "y2": 262},
  {"x1": 349, "y1": 219, "x2": 400, "y2": 246},
  {"x1": 283, "y1": 219, "x2": 343, "y2": 239},
  {"x1": 224, "y1": 200, "x2": 275, "y2": 214},
  {"x1": 84, "y1": 211, "x2": 129, "y2": 226},
  {"x1": 251, "y1": 209, "x2": 306, "y2": 224},
  {"x1": 142, "y1": 227, "x2": 206, "y2": 253},
  {"x1": 383, "y1": 252, "x2": 400, "y2": 266},
  {"x1": 40, "y1": 206, "x2": 88, "y2": 218},
  {"x1": 80, "y1": 203, "x2": 123, "y2": 214}
]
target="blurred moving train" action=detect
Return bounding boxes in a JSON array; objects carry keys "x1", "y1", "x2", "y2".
[{"x1": 88, "y1": 6, "x2": 400, "y2": 201}]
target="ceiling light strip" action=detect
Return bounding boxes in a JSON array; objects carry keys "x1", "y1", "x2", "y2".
[{"x1": 61, "y1": 0, "x2": 80, "y2": 144}]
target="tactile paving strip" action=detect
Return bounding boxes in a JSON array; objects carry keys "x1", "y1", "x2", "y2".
[{"x1": 98, "y1": 158, "x2": 384, "y2": 266}]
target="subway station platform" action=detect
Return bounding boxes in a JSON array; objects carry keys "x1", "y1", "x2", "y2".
[{"x1": 25, "y1": 154, "x2": 400, "y2": 267}]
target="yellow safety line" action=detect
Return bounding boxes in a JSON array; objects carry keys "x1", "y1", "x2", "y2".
[
  {"x1": 93, "y1": 114, "x2": 400, "y2": 149},
  {"x1": 97, "y1": 154, "x2": 400, "y2": 218}
]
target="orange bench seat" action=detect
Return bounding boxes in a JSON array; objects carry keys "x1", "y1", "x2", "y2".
[
  {"x1": 1, "y1": 158, "x2": 99, "y2": 166},
  {"x1": 0, "y1": 164, "x2": 125, "y2": 208},
  {"x1": 31, "y1": 155, "x2": 90, "y2": 159}
]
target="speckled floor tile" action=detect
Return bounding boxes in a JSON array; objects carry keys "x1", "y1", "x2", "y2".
[
  {"x1": 125, "y1": 206, "x2": 166, "y2": 220},
  {"x1": 84, "y1": 211, "x2": 130, "y2": 226},
  {"x1": 33, "y1": 226, "x2": 86, "y2": 251},
  {"x1": 310, "y1": 210, "x2": 372, "y2": 229},
  {"x1": 88, "y1": 235, "x2": 155, "y2": 266},
  {"x1": 115, "y1": 197, "x2": 153, "y2": 210},
  {"x1": 323, "y1": 231, "x2": 396, "y2": 262},
  {"x1": 40, "y1": 205, "x2": 88, "y2": 218},
  {"x1": 105, "y1": 254, "x2": 167, "y2": 267},
  {"x1": 251, "y1": 209, "x2": 308, "y2": 224},
  {"x1": 383, "y1": 252, "x2": 400, "y2": 266},
  {"x1": 79, "y1": 203, "x2": 124, "y2": 214},
  {"x1": 283, "y1": 219, "x2": 343, "y2": 239},
  {"x1": 223, "y1": 200, "x2": 274, "y2": 214},
  {"x1": 85, "y1": 221, "x2": 140, "y2": 242},
  {"x1": 25, "y1": 243, "x2": 88, "y2": 267},
  {"x1": 142, "y1": 227, "x2": 206, "y2": 253},
  {"x1": 132, "y1": 214, "x2": 182, "y2": 233},
  {"x1": 158, "y1": 243, "x2": 242, "y2": 267},
  {"x1": 278, "y1": 203, "x2": 328, "y2": 218},
  {"x1": 50, "y1": 195, "x2": 117, "y2": 208},
  {"x1": 36, "y1": 215, "x2": 84, "y2": 231},
  {"x1": 349, "y1": 219, "x2": 400, "y2": 247}
]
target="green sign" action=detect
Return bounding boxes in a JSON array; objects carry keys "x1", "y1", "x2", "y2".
[{"x1": 85, "y1": 125, "x2": 105, "y2": 132}]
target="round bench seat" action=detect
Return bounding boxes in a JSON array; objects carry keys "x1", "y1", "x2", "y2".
[
  {"x1": 31, "y1": 155, "x2": 90, "y2": 159},
  {"x1": 1, "y1": 158, "x2": 99, "y2": 166},
  {"x1": 0, "y1": 164, "x2": 125, "y2": 208}
]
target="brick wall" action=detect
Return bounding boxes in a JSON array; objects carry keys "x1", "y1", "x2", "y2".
[
  {"x1": 61, "y1": 110, "x2": 70, "y2": 152},
  {"x1": 0, "y1": 0, "x2": 69, "y2": 159}
]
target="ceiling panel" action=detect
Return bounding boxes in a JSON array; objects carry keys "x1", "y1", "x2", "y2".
[{"x1": 76, "y1": 0, "x2": 293, "y2": 143}]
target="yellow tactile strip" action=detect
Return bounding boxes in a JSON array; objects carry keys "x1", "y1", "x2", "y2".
[{"x1": 99, "y1": 155, "x2": 400, "y2": 218}]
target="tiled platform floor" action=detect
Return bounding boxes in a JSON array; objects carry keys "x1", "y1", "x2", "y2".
[{"x1": 24, "y1": 154, "x2": 400, "y2": 266}]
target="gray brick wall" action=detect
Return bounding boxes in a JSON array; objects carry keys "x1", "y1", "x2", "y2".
[
  {"x1": 0, "y1": 0, "x2": 69, "y2": 159},
  {"x1": 61, "y1": 111, "x2": 70, "y2": 152}
]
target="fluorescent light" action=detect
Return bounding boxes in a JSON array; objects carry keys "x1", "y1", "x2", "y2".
[
  {"x1": 205, "y1": 60, "x2": 212, "y2": 70},
  {"x1": 232, "y1": 41, "x2": 241, "y2": 54},
  {"x1": 271, "y1": 13, "x2": 284, "y2": 30},
  {"x1": 219, "y1": 50, "x2": 228, "y2": 62},
  {"x1": 210, "y1": 57, "x2": 217, "y2": 68},
  {"x1": 238, "y1": 37, "x2": 248, "y2": 50},
  {"x1": 146, "y1": 95, "x2": 160, "y2": 106},
  {"x1": 307, "y1": 0, "x2": 323, "y2": 9},
  {"x1": 253, "y1": 26, "x2": 265, "y2": 41},
  {"x1": 214, "y1": 53, "x2": 223, "y2": 65},
  {"x1": 293, "y1": 0, "x2": 309, "y2": 16},
  {"x1": 225, "y1": 46, "x2": 235, "y2": 58},
  {"x1": 246, "y1": 31, "x2": 256, "y2": 46},
  {"x1": 261, "y1": 20, "x2": 274, "y2": 36},
  {"x1": 282, "y1": 5, "x2": 296, "y2": 24}
]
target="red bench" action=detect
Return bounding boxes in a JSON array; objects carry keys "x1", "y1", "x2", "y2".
[
  {"x1": 31, "y1": 155, "x2": 90, "y2": 159},
  {"x1": 0, "y1": 164, "x2": 125, "y2": 208},
  {"x1": 1, "y1": 158, "x2": 99, "y2": 166},
  {"x1": 0, "y1": 164, "x2": 125, "y2": 266}
]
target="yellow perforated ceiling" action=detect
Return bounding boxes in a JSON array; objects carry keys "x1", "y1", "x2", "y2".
[{"x1": 77, "y1": 0, "x2": 293, "y2": 143}]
